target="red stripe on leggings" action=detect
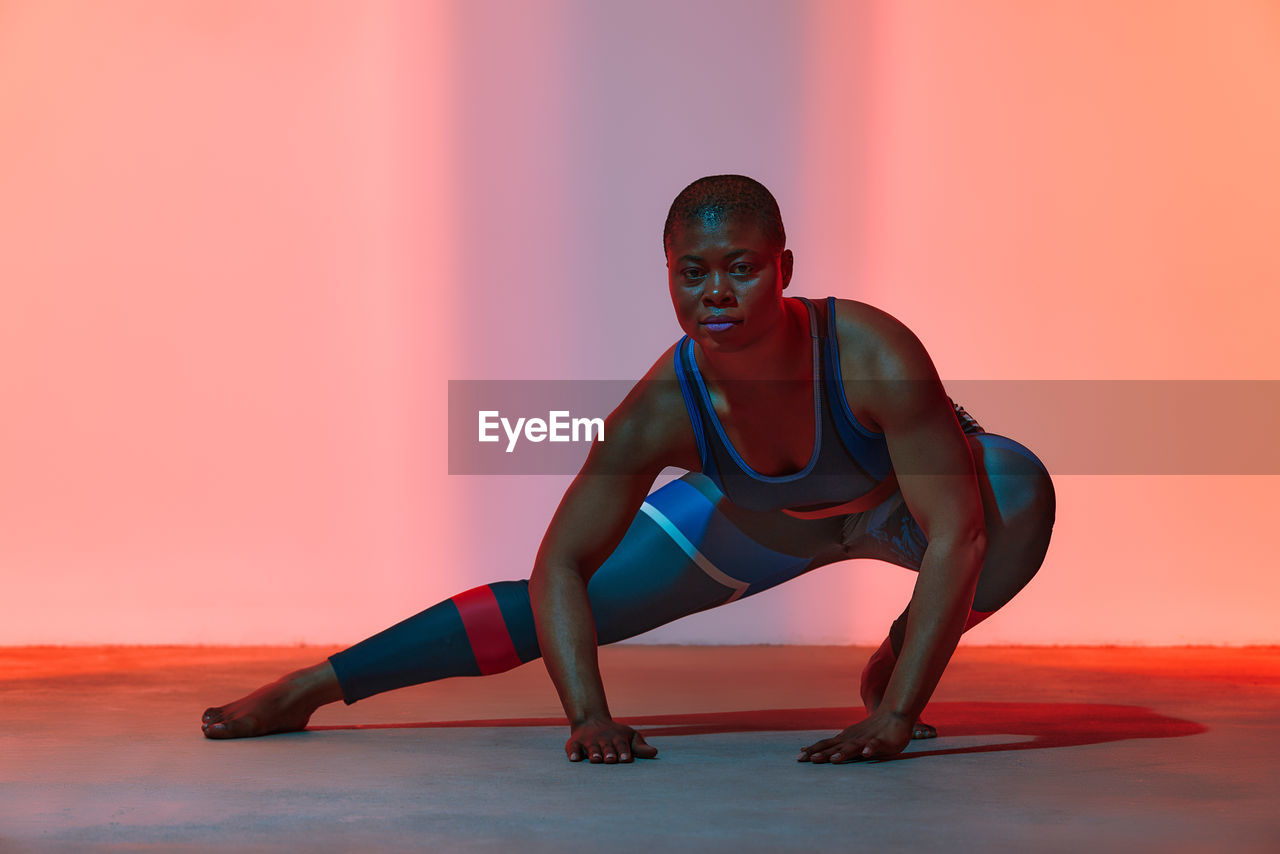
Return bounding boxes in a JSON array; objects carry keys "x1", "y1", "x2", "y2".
[
  {"x1": 452, "y1": 585, "x2": 524, "y2": 675},
  {"x1": 964, "y1": 609, "x2": 995, "y2": 631}
]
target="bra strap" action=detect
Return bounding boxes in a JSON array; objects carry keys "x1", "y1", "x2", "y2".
[
  {"x1": 796, "y1": 296, "x2": 819, "y2": 339},
  {"x1": 674, "y1": 337, "x2": 711, "y2": 471}
]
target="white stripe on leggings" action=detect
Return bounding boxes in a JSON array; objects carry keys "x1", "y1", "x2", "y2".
[{"x1": 639, "y1": 501, "x2": 749, "y2": 602}]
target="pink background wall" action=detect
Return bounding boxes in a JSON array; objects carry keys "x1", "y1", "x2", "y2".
[{"x1": 2, "y1": 0, "x2": 1276, "y2": 646}]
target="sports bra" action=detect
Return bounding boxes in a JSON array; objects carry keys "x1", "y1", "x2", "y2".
[{"x1": 673, "y1": 296, "x2": 900, "y2": 518}]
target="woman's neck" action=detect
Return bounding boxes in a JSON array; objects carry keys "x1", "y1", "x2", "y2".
[{"x1": 697, "y1": 296, "x2": 812, "y2": 384}]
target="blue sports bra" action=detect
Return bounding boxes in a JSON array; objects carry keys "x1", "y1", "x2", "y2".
[{"x1": 674, "y1": 296, "x2": 900, "y2": 518}]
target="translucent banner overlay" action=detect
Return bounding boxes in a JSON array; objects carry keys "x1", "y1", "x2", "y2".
[{"x1": 448, "y1": 380, "x2": 1280, "y2": 475}]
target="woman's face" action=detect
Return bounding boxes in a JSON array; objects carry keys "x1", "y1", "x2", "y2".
[{"x1": 666, "y1": 213, "x2": 794, "y2": 354}]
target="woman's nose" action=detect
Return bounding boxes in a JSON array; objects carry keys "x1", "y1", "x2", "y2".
[{"x1": 704, "y1": 273, "x2": 735, "y2": 303}]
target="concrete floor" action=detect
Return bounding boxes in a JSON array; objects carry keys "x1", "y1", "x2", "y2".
[{"x1": 2, "y1": 645, "x2": 1278, "y2": 853}]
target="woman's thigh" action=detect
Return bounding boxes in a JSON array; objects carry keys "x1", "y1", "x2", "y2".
[
  {"x1": 840, "y1": 432, "x2": 1056, "y2": 611},
  {"x1": 587, "y1": 472, "x2": 846, "y2": 643}
]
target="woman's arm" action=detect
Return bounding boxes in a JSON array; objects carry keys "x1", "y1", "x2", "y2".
[
  {"x1": 528, "y1": 354, "x2": 694, "y2": 764},
  {"x1": 802, "y1": 302, "x2": 986, "y2": 762},
  {"x1": 528, "y1": 449, "x2": 660, "y2": 760}
]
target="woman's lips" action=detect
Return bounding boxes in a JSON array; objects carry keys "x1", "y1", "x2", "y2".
[{"x1": 701, "y1": 318, "x2": 741, "y2": 332}]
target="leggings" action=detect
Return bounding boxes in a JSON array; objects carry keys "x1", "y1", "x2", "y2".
[{"x1": 328, "y1": 431, "x2": 1056, "y2": 705}]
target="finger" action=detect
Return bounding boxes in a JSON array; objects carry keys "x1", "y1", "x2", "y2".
[
  {"x1": 799, "y1": 737, "x2": 837, "y2": 759},
  {"x1": 808, "y1": 741, "x2": 857, "y2": 764},
  {"x1": 632, "y1": 732, "x2": 659, "y2": 759},
  {"x1": 800, "y1": 736, "x2": 843, "y2": 760},
  {"x1": 808, "y1": 747, "x2": 836, "y2": 764},
  {"x1": 812, "y1": 739, "x2": 855, "y2": 763},
  {"x1": 831, "y1": 742, "x2": 872, "y2": 764}
]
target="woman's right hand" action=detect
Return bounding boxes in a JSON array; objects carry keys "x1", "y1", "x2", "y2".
[{"x1": 566, "y1": 717, "x2": 658, "y2": 763}]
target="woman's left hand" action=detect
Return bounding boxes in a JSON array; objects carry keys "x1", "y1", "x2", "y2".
[{"x1": 798, "y1": 708, "x2": 914, "y2": 763}]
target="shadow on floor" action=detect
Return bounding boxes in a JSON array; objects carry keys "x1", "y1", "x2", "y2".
[{"x1": 307, "y1": 701, "x2": 1207, "y2": 760}]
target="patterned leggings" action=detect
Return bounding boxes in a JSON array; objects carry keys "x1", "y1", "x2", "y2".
[{"x1": 329, "y1": 429, "x2": 1056, "y2": 704}]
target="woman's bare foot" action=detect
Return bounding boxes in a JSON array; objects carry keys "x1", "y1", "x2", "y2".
[
  {"x1": 859, "y1": 635, "x2": 937, "y2": 740},
  {"x1": 201, "y1": 660, "x2": 344, "y2": 739}
]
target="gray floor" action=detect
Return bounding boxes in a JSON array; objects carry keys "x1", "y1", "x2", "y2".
[{"x1": 2, "y1": 645, "x2": 1277, "y2": 852}]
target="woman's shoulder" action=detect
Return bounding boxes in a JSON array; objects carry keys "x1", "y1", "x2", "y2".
[
  {"x1": 599, "y1": 340, "x2": 700, "y2": 472},
  {"x1": 825, "y1": 295, "x2": 908, "y2": 340},
  {"x1": 826, "y1": 296, "x2": 935, "y2": 380},
  {"x1": 628, "y1": 339, "x2": 697, "y2": 434}
]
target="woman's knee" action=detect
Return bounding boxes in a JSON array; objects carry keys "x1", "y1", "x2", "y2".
[
  {"x1": 974, "y1": 435, "x2": 1056, "y2": 538},
  {"x1": 1007, "y1": 465, "x2": 1056, "y2": 544},
  {"x1": 969, "y1": 445, "x2": 1055, "y2": 611}
]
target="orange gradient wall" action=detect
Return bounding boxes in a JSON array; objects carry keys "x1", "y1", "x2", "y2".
[{"x1": 1, "y1": 0, "x2": 1276, "y2": 646}]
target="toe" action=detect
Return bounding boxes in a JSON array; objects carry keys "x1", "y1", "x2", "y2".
[
  {"x1": 202, "y1": 721, "x2": 231, "y2": 739},
  {"x1": 202, "y1": 707, "x2": 224, "y2": 724},
  {"x1": 203, "y1": 713, "x2": 262, "y2": 739},
  {"x1": 912, "y1": 721, "x2": 938, "y2": 739}
]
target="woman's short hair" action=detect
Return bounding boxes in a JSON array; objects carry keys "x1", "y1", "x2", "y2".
[{"x1": 662, "y1": 175, "x2": 786, "y2": 255}]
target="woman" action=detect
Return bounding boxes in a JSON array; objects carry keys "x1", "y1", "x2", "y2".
[{"x1": 202, "y1": 175, "x2": 1056, "y2": 765}]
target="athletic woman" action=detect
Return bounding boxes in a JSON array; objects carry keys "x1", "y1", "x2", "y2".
[{"x1": 201, "y1": 175, "x2": 1056, "y2": 765}]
